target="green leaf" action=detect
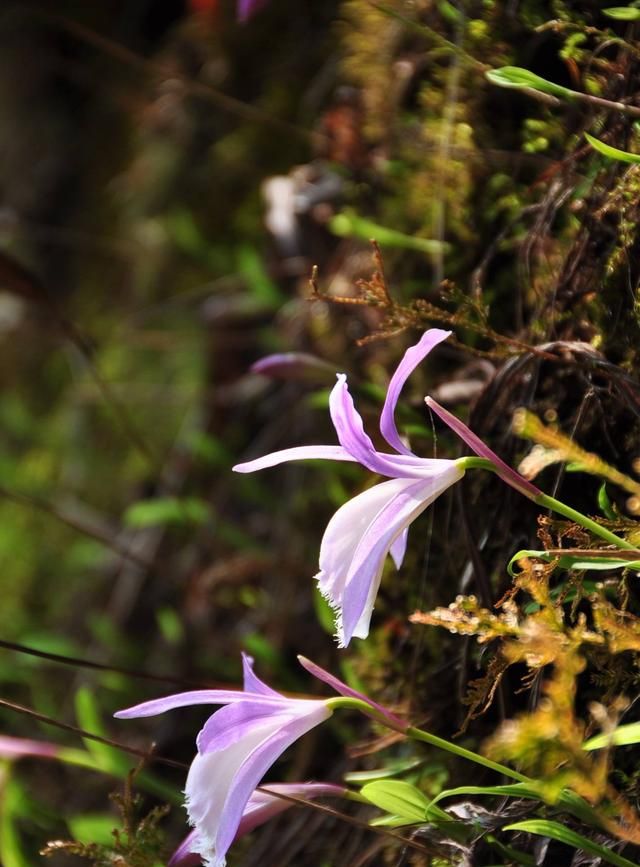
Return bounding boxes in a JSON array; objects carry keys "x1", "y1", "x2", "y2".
[
  {"x1": 503, "y1": 820, "x2": 638, "y2": 867},
  {"x1": 429, "y1": 782, "x2": 545, "y2": 808},
  {"x1": 369, "y1": 813, "x2": 415, "y2": 828},
  {"x1": 0, "y1": 778, "x2": 30, "y2": 867},
  {"x1": 583, "y1": 721, "x2": 640, "y2": 751},
  {"x1": 123, "y1": 496, "x2": 211, "y2": 528},
  {"x1": 361, "y1": 781, "x2": 430, "y2": 822},
  {"x1": 68, "y1": 813, "x2": 117, "y2": 846},
  {"x1": 74, "y1": 687, "x2": 130, "y2": 776},
  {"x1": 329, "y1": 211, "x2": 450, "y2": 255},
  {"x1": 485, "y1": 67, "x2": 573, "y2": 99},
  {"x1": 598, "y1": 483, "x2": 617, "y2": 519},
  {"x1": 507, "y1": 548, "x2": 640, "y2": 577},
  {"x1": 237, "y1": 245, "x2": 284, "y2": 305},
  {"x1": 603, "y1": 7, "x2": 640, "y2": 20},
  {"x1": 156, "y1": 606, "x2": 184, "y2": 645},
  {"x1": 585, "y1": 132, "x2": 640, "y2": 164},
  {"x1": 344, "y1": 757, "x2": 426, "y2": 784}
]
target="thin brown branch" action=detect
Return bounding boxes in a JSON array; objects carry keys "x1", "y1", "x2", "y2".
[
  {"x1": 0, "y1": 484, "x2": 151, "y2": 569},
  {"x1": 0, "y1": 637, "x2": 216, "y2": 690}
]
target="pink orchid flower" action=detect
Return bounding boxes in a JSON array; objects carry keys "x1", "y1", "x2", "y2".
[
  {"x1": 234, "y1": 330, "x2": 538, "y2": 646},
  {"x1": 234, "y1": 330, "x2": 464, "y2": 646},
  {"x1": 116, "y1": 654, "x2": 404, "y2": 867}
]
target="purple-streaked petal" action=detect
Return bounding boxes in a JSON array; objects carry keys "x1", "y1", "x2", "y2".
[
  {"x1": 328, "y1": 375, "x2": 461, "y2": 480},
  {"x1": 196, "y1": 699, "x2": 326, "y2": 754},
  {"x1": 186, "y1": 706, "x2": 331, "y2": 866},
  {"x1": 196, "y1": 703, "x2": 291, "y2": 754},
  {"x1": 298, "y1": 656, "x2": 408, "y2": 731},
  {"x1": 389, "y1": 527, "x2": 408, "y2": 569},
  {"x1": 233, "y1": 445, "x2": 356, "y2": 474},
  {"x1": 342, "y1": 465, "x2": 464, "y2": 645},
  {"x1": 425, "y1": 397, "x2": 541, "y2": 500},
  {"x1": 380, "y1": 329, "x2": 452, "y2": 455},
  {"x1": 329, "y1": 374, "x2": 393, "y2": 474},
  {"x1": 315, "y1": 479, "x2": 412, "y2": 604},
  {"x1": 315, "y1": 469, "x2": 463, "y2": 646},
  {"x1": 114, "y1": 689, "x2": 284, "y2": 720},
  {"x1": 329, "y1": 375, "x2": 438, "y2": 477},
  {"x1": 250, "y1": 353, "x2": 336, "y2": 383},
  {"x1": 242, "y1": 653, "x2": 282, "y2": 697},
  {"x1": 0, "y1": 736, "x2": 60, "y2": 761},
  {"x1": 237, "y1": 0, "x2": 268, "y2": 22}
]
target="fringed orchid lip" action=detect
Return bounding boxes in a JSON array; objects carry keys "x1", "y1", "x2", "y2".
[{"x1": 169, "y1": 783, "x2": 345, "y2": 866}]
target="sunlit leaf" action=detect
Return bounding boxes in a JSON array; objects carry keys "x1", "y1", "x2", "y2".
[
  {"x1": 361, "y1": 781, "x2": 430, "y2": 821},
  {"x1": 585, "y1": 132, "x2": 640, "y2": 163},
  {"x1": 603, "y1": 7, "x2": 640, "y2": 20},
  {"x1": 583, "y1": 721, "x2": 640, "y2": 751},
  {"x1": 68, "y1": 813, "x2": 118, "y2": 846},
  {"x1": 507, "y1": 548, "x2": 640, "y2": 577},
  {"x1": 429, "y1": 782, "x2": 544, "y2": 808},
  {"x1": 0, "y1": 778, "x2": 30, "y2": 867},
  {"x1": 485, "y1": 67, "x2": 573, "y2": 99},
  {"x1": 503, "y1": 820, "x2": 637, "y2": 867},
  {"x1": 329, "y1": 211, "x2": 450, "y2": 254},
  {"x1": 74, "y1": 687, "x2": 131, "y2": 776},
  {"x1": 598, "y1": 483, "x2": 617, "y2": 519},
  {"x1": 344, "y1": 758, "x2": 425, "y2": 783}
]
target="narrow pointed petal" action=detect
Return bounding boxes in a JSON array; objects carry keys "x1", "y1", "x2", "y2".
[
  {"x1": 329, "y1": 375, "x2": 445, "y2": 477},
  {"x1": 297, "y1": 656, "x2": 408, "y2": 730},
  {"x1": 389, "y1": 527, "x2": 408, "y2": 569},
  {"x1": 237, "y1": 0, "x2": 268, "y2": 22},
  {"x1": 380, "y1": 329, "x2": 452, "y2": 455},
  {"x1": 329, "y1": 374, "x2": 378, "y2": 467},
  {"x1": 250, "y1": 353, "x2": 335, "y2": 383},
  {"x1": 341, "y1": 465, "x2": 464, "y2": 645},
  {"x1": 114, "y1": 690, "x2": 283, "y2": 720},
  {"x1": 425, "y1": 397, "x2": 541, "y2": 499},
  {"x1": 242, "y1": 653, "x2": 281, "y2": 697},
  {"x1": 233, "y1": 445, "x2": 356, "y2": 474}
]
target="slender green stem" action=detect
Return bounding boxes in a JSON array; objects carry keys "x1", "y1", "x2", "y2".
[
  {"x1": 406, "y1": 727, "x2": 528, "y2": 783},
  {"x1": 457, "y1": 457, "x2": 496, "y2": 472},
  {"x1": 329, "y1": 699, "x2": 608, "y2": 829},
  {"x1": 458, "y1": 457, "x2": 633, "y2": 550},
  {"x1": 535, "y1": 493, "x2": 636, "y2": 551},
  {"x1": 327, "y1": 697, "x2": 528, "y2": 782}
]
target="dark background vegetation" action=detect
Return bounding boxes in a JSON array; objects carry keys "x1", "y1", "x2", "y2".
[{"x1": 2, "y1": 1, "x2": 640, "y2": 865}]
